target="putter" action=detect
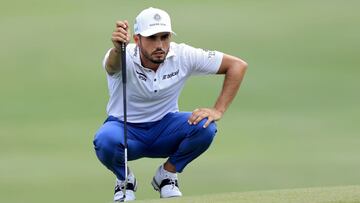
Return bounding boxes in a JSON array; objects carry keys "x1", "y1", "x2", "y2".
[{"x1": 120, "y1": 42, "x2": 128, "y2": 202}]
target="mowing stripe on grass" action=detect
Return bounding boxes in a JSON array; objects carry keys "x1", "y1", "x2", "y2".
[{"x1": 134, "y1": 185, "x2": 360, "y2": 203}]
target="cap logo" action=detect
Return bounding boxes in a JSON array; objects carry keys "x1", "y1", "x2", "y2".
[{"x1": 154, "y1": 13, "x2": 161, "y2": 21}]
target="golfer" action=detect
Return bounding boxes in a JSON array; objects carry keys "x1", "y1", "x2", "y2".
[{"x1": 93, "y1": 7, "x2": 247, "y2": 202}]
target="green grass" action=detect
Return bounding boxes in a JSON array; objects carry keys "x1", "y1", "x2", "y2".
[
  {"x1": 135, "y1": 185, "x2": 360, "y2": 203},
  {"x1": 1, "y1": 0, "x2": 360, "y2": 203}
]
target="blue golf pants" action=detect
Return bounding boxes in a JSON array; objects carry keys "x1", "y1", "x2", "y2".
[{"x1": 93, "y1": 112, "x2": 217, "y2": 181}]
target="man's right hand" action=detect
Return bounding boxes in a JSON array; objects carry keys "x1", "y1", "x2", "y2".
[
  {"x1": 105, "y1": 21, "x2": 130, "y2": 75},
  {"x1": 112, "y1": 20, "x2": 130, "y2": 51}
]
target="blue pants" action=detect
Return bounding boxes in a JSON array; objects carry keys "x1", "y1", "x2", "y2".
[{"x1": 93, "y1": 112, "x2": 217, "y2": 180}]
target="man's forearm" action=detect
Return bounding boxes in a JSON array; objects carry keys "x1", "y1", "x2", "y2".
[
  {"x1": 214, "y1": 62, "x2": 247, "y2": 113},
  {"x1": 105, "y1": 48, "x2": 122, "y2": 75}
]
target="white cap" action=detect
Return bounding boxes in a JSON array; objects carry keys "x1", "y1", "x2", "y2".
[{"x1": 134, "y1": 7, "x2": 175, "y2": 37}]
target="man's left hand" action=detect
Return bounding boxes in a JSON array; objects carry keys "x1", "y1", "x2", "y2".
[{"x1": 188, "y1": 108, "x2": 223, "y2": 128}]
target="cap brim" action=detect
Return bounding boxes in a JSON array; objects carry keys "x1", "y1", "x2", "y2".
[{"x1": 140, "y1": 28, "x2": 176, "y2": 37}]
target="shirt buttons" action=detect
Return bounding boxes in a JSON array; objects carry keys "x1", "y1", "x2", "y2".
[
  {"x1": 154, "y1": 90, "x2": 158, "y2": 93},
  {"x1": 154, "y1": 78, "x2": 157, "y2": 82}
]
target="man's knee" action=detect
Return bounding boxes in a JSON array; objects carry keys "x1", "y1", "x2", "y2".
[
  {"x1": 93, "y1": 127, "x2": 124, "y2": 167},
  {"x1": 193, "y1": 120, "x2": 217, "y2": 144},
  {"x1": 93, "y1": 123, "x2": 123, "y2": 157}
]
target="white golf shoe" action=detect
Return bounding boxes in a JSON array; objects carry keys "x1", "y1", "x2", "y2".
[
  {"x1": 114, "y1": 171, "x2": 137, "y2": 202},
  {"x1": 151, "y1": 165, "x2": 182, "y2": 198}
]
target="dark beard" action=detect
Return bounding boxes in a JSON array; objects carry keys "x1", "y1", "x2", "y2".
[
  {"x1": 141, "y1": 48, "x2": 167, "y2": 64},
  {"x1": 149, "y1": 58, "x2": 165, "y2": 64},
  {"x1": 148, "y1": 58, "x2": 165, "y2": 64}
]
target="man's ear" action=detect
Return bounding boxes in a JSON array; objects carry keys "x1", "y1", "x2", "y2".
[{"x1": 133, "y1": 34, "x2": 140, "y2": 44}]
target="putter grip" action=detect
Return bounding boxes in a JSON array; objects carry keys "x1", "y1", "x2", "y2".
[{"x1": 121, "y1": 43, "x2": 126, "y2": 84}]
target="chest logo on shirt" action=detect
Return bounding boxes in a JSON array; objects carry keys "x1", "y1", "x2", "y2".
[
  {"x1": 162, "y1": 69, "x2": 179, "y2": 80},
  {"x1": 136, "y1": 70, "x2": 147, "y2": 81}
]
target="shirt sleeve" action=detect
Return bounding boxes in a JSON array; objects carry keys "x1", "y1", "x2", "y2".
[{"x1": 182, "y1": 44, "x2": 224, "y2": 76}]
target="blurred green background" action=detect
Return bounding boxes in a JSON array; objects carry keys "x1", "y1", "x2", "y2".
[{"x1": 1, "y1": 0, "x2": 359, "y2": 202}]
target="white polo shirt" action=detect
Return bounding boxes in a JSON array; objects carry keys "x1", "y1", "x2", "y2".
[{"x1": 102, "y1": 42, "x2": 223, "y2": 123}]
